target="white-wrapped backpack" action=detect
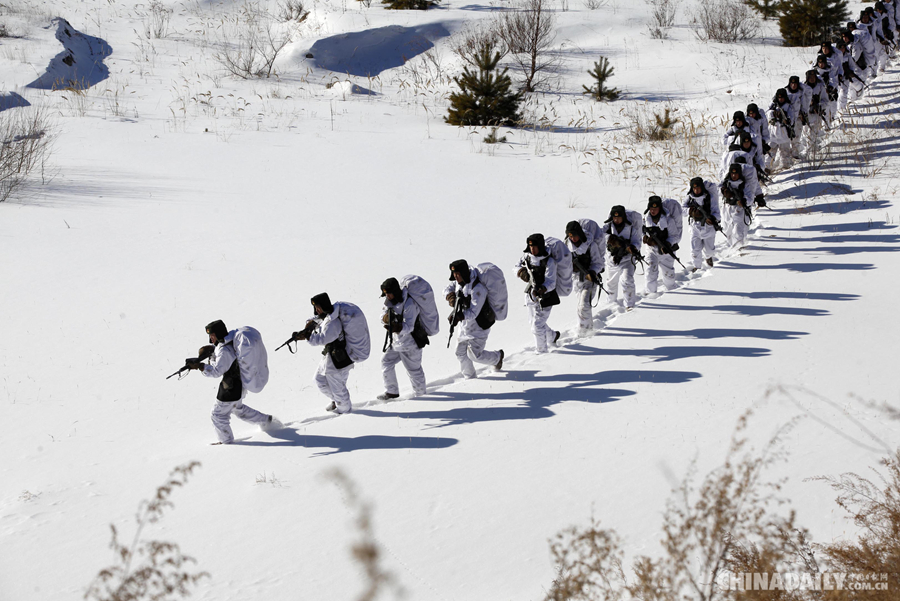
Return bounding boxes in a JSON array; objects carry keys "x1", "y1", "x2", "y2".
[
  {"x1": 400, "y1": 274, "x2": 440, "y2": 336},
  {"x1": 229, "y1": 326, "x2": 269, "y2": 393},
  {"x1": 333, "y1": 301, "x2": 371, "y2": 363},
  {"x1": 544, "y1": 236, "x2": 573, "y2": 297},
  {"x1": 474, "y1": 263, "x2": 509, "y2": 321}
]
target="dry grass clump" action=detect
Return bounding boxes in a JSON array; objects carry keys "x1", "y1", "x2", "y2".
[
  {"x1": 85, "y1": 462, "x2": 209, "y2": 601},
  {"x1": 545, "y1": 406, "x2": 900, "y2": 601}
]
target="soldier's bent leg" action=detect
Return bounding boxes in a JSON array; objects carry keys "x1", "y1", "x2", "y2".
[
  {"x1": 211, "y1": 401, "x2": 236, "y2": 444},
  {"x1": 467, "y1": 335, "x2": 501, "y2": 367},
  {"x1": 398, "y1": 347, "x2": 426, "y2": 396},
  {"x1": 381, "y1": 349, "x2": 403, "y2": 395}
]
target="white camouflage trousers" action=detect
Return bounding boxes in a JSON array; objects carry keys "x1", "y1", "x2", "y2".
[
  {"x1": 574, "y1": 282, "x2": 597, "y2": 330},
  {"x1": 211, "y1": 394, "x2": 269, "y2": 444},
  {"x1": 606, "y1": 260, "x2": 637, "y2": 308},
  {"x1": 690, "y1": 225, "x2": 717, "y2": 269},
  {"x1": 646, "y1": 249, "x2": 676, "y2": 293},
  {"x1": 802, "y1": 114, "x2": 826, "y2": 156},
  {"x1": 455, "y1": 333, "x2": 501, "y2": 379},
  {"x1": 528, "y1": 300, "x2": 557, "y2": 353},
  {"x1": 723, "y1": 204, "x2": 750, "y2": 248},
  {"x1": 382, "y1": 347, "x2": 426, "y2": 396},
  {"x1": 315, "y1": 353, "x2": 354, "y2": 413}
]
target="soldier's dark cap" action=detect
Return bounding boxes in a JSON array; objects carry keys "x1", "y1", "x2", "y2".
[
  {"x1": 847, "y1": 21, "x2": 857, "y2": 30},
  {"x1": 206, "y1": 320, "x2": 227, "y2": 341},
  {"x1": 776, "y1": 87, "x2": 788, "y2": 98},
  {"x1": 565, "y1": 220, "x2": 586, "y2": 241},
  {"x1": 449, "y1": 259, "x2": 470, "y2": 282},
  {"x1": 739, "y1": 131, "x2": 753, "y2": 144},
  {"x1": 875, "y1": 1, "x2": 886, "y2": 10},
  {"x1": 690, "y1": 176, "x2": 704, "y2": 189},
  {"x1": 732, "y1": 110, "x2": 746, "y2": 123},
  {"x1": 747, "y1": 103, "x2": 759, "y2": 115},
  {"x1": 310, "y1": 292, "x2": 333, "y2": 314},
  {"x1": 816, "y1": 53, "x2": 828, "y2": 64},
  {"x1": 644, "y1": 196, "x2": 663, "y2": 214},
  {"x1": 729, "y1": 163, "x2": 744, "y2": 175},
  {"x1": 380, "y1": 277, "x2": 402, "y2": 298},
  {"x1": 789, "y1": 75, "x2": 800, "y2": 84},
  {"x1": 525, "y1": 233, "x2": 546, "y2": 253},
  {"x1": 605, "y1": 205, "x2": 630, "y2": 224}
]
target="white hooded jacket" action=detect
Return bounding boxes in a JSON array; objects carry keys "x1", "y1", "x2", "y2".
[
  {"x1": 442, "y1": 268, "x2": 492, "y2": 341},
  {"x1": 381, "y1": 290, "x2": 421, "y2": 353}
]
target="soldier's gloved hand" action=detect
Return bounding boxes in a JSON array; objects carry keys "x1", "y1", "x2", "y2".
[
  {"x1": 198, "y1": 345, "x2": 214, "y2": 357},
  {"x1": 445, "y1": 292, "x2": 455, "y2": 306},
  {"x1": 671, "y1": 243, "x2": 679, "y2": 252},
  {"x1": 642, "y1": 235, "x2": 651, "y2": 245},
  {"x1": 517, "y1": 267, "x2": 529, "y2": 282},
  {"x1": 186, "y1": 359, "x2": 202, "y2": 370},
  {"x1": 391, "y1": 321, "x2": 402, "y2": 333},
  {"x1": 535, "y1": 285, "x2": 547, "y2": 297},
  {"x1": 292, "y1": 330, "x2": 308, "y2": 341}
]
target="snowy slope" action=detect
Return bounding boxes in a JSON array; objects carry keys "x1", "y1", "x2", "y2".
[{"x1": 0, "y1": 0, "x2": 898, "y2": 599}]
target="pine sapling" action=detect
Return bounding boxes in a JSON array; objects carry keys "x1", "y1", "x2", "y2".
[
  {"x1": 446, "y1": 42, "x2": 522, "y2": 127},
  {"x1": 582, "y1": 57, "x2": 620, "y2": 101}
]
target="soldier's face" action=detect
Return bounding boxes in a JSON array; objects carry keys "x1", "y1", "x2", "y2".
[
  {"x1": 528, "y1": 242, "x2": 541, "y2": 255},
  {"x1": 649, "y1": 206, "x2": 660, "y2": 217},
  {"x1": 730, "y1": 171, "x2": 741, "y2": 181},
  {"x1": 452, "y1": 270, "x2": 465, "y2": 285},
  {"x1": 567, "y1": 232, "x2": 581, "y2": 246},
  {"x1": 613, "y1": 215, "x2": 624, "y2": 225},
  {"x1": 692, "y1": 183, "x2": 703, "y2": 195}
]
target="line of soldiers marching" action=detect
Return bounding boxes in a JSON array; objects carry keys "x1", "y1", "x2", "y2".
[{"x1": 172, "y1": 19, "x2": 895, "y2": 443}]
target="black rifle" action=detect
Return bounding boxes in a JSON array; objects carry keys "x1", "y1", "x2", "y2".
[
  {"x1": 447, "y1": 291, "x2": 468, "y2": 348},
  {"x1": 166, "y1": 344, "x2": 214, "y2": 380},
  {"x1": 571, "y1": 252, "x2": 609, "y2": 303},
  {"x1": 608, "y1": 234, "x2": 645, "y2": 268},
  {"x1": 606, "y1": 234, "x2": 629, "y2": 266},
  {"x1": 687, "y1": 199, "x2": 723, "y2": 233},
  {"x1": 770, "y1": 107, "x2": 794, "y2": 139},
  {"x1": 382, "y1": 307, "x2": 402, "y2": 353},
  {"x1": 643, "y1": 225, "x2": 686, "y2": 269},
  {"x1": 742, "y1": 201, "x2": 754, "y2": 225},
  {"x1": 521, "y1": 258, "x2": 543, "y2": 303},
  {"x1": 275, "y1": 317, "x2": 322, "y2": 353}
]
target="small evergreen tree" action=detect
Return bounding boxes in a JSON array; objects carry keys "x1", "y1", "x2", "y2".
[
  {"x1": 582, "y1": 57, "x2": 620, "y2": 101},
  {"x1": 446, "y1": 42, "x2": 522, "y2": 127},
  {"x1": 744, "y1": 0, "x2": 782, "y2": 19},
  {"x1": 778, "y1": 0, "x2": 848, "y2": 46}
]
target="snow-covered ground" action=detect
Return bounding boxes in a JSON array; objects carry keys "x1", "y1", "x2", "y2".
[{"x1": 0, "y1": 0, "x2": 898, "y2": 598}]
